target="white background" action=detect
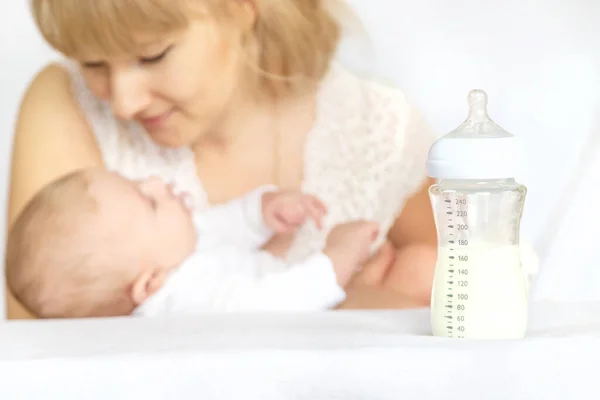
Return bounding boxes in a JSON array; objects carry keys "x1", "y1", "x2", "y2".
[{"x1": 1, "y1": 1, "x2": 599, "y2": 319}]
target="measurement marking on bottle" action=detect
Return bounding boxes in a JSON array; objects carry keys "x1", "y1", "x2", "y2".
[
  {"x1": 445, "y1": 200, "x2": 451, "y2": 203},
  {"x1": 449, "y1": 193, "x2": 469, "y2": 340}
]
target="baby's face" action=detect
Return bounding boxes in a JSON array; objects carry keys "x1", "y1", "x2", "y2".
[{"x1": 87, "y1": 171, "x2": 197, "y2": 271}]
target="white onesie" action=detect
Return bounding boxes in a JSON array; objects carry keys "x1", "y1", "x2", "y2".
[{"x1": 133, "y1": 186, "x2": 345, "y2": 315}]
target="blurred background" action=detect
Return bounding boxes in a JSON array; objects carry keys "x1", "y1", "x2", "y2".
[{"x1": 1, "y1": 0, "x2": 599, "y2": 319}]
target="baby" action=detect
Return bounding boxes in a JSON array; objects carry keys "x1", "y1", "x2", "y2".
[{"x1": 6, "y1": 168, "x2": 380, "y2": 318}]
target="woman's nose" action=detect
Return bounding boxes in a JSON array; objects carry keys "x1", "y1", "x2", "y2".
[{"x1": 110, "y1": 69, "x2": 151, "y2": 120}]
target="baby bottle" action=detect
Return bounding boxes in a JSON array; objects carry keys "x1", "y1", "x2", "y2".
[{"x1": 427, "y1": 90, "x2": 529, "y2": 339}]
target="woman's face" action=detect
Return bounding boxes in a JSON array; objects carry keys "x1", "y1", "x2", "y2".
[{"x1": 76, "y1": 19, "x2": 248, "y2": 148}]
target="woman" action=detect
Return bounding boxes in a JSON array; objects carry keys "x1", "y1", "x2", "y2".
[{"x1": 6, "y1": 0, "x2": 438, "y2": 319}]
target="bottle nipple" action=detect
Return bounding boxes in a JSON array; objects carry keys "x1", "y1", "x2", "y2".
[
  {"x1": 450, "y1": 89, "x2": 511, "y2": 138},
  {"x1": 467, "y1": 89, "x2": 489, "y2": 123},
  {"x1": 426, "y1": 88, "x2": 519, "y2": 180}
]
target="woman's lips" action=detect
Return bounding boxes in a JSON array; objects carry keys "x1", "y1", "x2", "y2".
[{"x1": 139, "y1": 110, "x2": 173, "y2": 130}]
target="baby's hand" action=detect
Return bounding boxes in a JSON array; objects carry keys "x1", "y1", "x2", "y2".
[
  {"x1": 324, "y1": 221, "x2": 380, "y2": 286},
  {"x1": 262, "y1": 190, "x2": 327, "y2": 233}
]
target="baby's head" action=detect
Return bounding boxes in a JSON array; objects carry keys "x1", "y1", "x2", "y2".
[{"x1": 6, "y1": 168, "x2": 196, "y2": 318}]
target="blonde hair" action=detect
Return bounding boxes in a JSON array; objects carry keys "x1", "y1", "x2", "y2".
[
  {"x1": 31, "y1": 0, "x2": 347, "y2": 98},
  {"x1": 5, "y1": 169, "x2": 134, "y2": 318}
]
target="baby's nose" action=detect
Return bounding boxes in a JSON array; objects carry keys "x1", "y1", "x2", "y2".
[
  {"x1": 139, "y1": 176, "x2": 168, "y2": 195},
  {"x1": 165, "y1": 182, "x2": 180, "y2": 197}
]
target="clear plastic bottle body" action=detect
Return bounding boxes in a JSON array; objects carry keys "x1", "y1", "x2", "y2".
[{"x1": 429, "y1": 178, "x2": 529, "y2": 339}]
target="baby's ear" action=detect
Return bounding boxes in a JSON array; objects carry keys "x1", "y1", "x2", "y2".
[{"x1": 130, "y1": 268, "x2": 167, "y2": 305}]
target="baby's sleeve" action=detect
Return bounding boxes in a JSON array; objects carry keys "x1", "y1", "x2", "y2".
[
  {"x1": 194, "y1": 185, "x2": 278, "y2": 250},
  {"x1": 140, "y1": 248, "x2": 346, "y2": 314},
  {"x1": 209, "y1": 252, "x2": 346, "y2": 312}
]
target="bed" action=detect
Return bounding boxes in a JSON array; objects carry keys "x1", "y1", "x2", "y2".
[{"x1": 1, "y1": 301, "x2": 599, "y2": 399}]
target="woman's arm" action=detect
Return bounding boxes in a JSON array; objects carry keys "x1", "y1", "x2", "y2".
[
  {"x1": 338, "y1": 179, "x2": 438, "y2": 309},
  {"x1": 5, "y1": 64, "x2": 104, "y2": 319},
  {"x1": 387, "y1": 177, "x2": 437, "y2": 248},
  {"x1": 341, "y1": 93, "x2": 439, "y2": 309},
  {"x1": 383, "y1": 177, "x2": 438, "y2": 304}
]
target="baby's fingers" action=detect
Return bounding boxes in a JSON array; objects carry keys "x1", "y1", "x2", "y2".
[
  {"x1": 303, "y1": 196, "x2": 327, "y2": 229},
  {"x1": 311, "y1": 196, "x2": 328, "y2": 215},
  {"x1": 265, "y1": 212, "x2": 295, "y2": 233},
  {"x1": 276, "y1": 203, "x2": 308, "y2": 230}
]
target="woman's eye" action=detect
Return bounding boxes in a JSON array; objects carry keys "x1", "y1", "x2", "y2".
[
  {"x1": 140, "y1": 45, "x2": 173, "y2": 64},
  {"x1": 80, "y1": 61, "x2": 106, "y2": 69}
]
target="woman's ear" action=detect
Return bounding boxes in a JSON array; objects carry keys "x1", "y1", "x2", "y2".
[{"x1": 130, "y1": 268, "x2": 168, "y2": 305}]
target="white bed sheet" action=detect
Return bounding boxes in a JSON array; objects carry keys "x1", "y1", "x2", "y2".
[{"x1": 1, "y1": 301, "x2": 599, "y2": 400}]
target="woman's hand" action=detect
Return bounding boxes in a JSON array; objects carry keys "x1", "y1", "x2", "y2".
[
  {"x1": 380, "y1": 244, "x2": 437, "y2": 305},
  {"x1": 263, "y1": 234, "x2": 437, "y2": 310},
  {"x1": 336, "y1": 240, "x2": 436, "y2": 309},
  {"x1": 337, "y1": 283, "x2": 427, "y2": 310},
  {"x1": 348, "y1": 240, "x2": 397, "y2": 287}
]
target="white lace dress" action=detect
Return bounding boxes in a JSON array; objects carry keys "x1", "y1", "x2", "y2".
[{"x1": 61, "y1": 61, "x2": 436, "y2": 263}]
